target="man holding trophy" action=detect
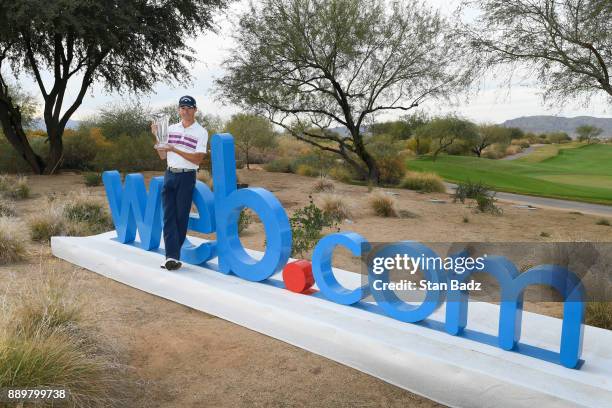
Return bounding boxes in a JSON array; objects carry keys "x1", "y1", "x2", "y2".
[{"x1": 152, "y1": 95, "x2": 208, "y2": 270}]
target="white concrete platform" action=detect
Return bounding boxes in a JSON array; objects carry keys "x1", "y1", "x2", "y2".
[{"x1": 51, "y1": 232, "x2": 612, "y2": 408}]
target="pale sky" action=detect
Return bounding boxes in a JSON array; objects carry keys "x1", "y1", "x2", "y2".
[{"x1": 11, "y1": 0, "x2": 612, "y2": 124}]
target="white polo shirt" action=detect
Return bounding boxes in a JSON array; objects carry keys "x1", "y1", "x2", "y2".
[{"x1": 166, "y1": 121, "x2": 208, "y2": 170}]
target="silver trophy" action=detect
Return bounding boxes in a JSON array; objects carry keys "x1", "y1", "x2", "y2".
[{"x1": 152, "y1": 113, "x2": 169, "y2": 148}]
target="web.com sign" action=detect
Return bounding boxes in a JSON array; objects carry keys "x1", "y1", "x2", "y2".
[{"x1": 103, "y1": 134, "x2": 586, "y2": 369}]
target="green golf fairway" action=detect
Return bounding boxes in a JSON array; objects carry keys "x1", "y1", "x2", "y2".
[{"x1": 406, "y1": 144, "x2": 612, "y2": 205}]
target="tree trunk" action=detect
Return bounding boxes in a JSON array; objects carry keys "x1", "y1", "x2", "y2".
[
  {"x1": 43, "y1": 125, "x2": 64, "y2": 175},
  {"x1": 0, "y1": 101, "x2": 45, "y2": 174}
]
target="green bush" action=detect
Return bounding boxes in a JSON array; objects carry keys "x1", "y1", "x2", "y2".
[
  {"x1": 453, "y1": 180, "x2": 491, "y2": 203},
  {"x1": 264, "y1": 158, "x2": 294, "y2": 173},
  {"x1": 366, "y1": 135, "x2": 406, "y2": 185},
  {"x1": 296, "y1": 164, "x2": 319, "y2": 177},
  {"x1": 63, "y1": 194, "x2": 113, "y2": 234},
  {"x1": 62, "y1": 131, "x2": 99, "y2": 170},
  {"x1": 475, "y1": 193, "x2": 503, "y2": 215},
  {"x1": 400, "y1": 172, "x2": 445, "y2": 193},
  {"x1": 290, "y1": 196, "x2": 338, "y2": 258},
  {"x1": 596, "y1": 219, "x2": 610, "y2": 226},
  {"x1": 238, "y1": 208, "x2": 252, "y2": 235},
  {"x1": 83, "y1": 172, "x2": 102, "y2": 187},
  {"x1": 0, "y1": 137, "x2": 44, "y2": 173},
  {"x1": 93, "y1": 133, "x2": 163, "y2": 172}
]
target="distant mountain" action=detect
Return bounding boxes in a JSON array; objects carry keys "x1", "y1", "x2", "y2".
[
  {"x1": 27, "y1": 118, "x2": 81, "y2": 131},
  {"x1": 501, "y1": 116, "x2": 612, "y2": 137}
]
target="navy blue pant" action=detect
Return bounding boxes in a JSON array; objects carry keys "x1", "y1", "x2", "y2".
[{"x1": 162, "y1": 170, "x2": 196, "y2": 260}]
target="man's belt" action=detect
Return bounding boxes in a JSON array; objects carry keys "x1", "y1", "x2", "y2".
[{"x1": 167, "y1": 167, "x2": 196, "y2": 173}]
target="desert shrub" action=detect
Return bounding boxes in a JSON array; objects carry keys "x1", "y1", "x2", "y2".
[
  {"x1": 289, "y1": 196, "x2": 339, "y2": 258},
  {"x1": 368, "y1": 192, "x2": 398, "y2": 217},
  {"x1": 505, "y1": 145, "x2": 522, "y2": 156},
  {"x1": 264, "y1": 158, "x2": 294, "y2": 173},
  {"x1": 274, "y1": 135, "x2": 311, "y2": 158},
  {"x1": 295, "y1": 164, "x2": 319, "y2": 177},
  {"x1": 453, "y1": 180, "x2": 491, "y2": 203},
  {"x1": 328, "y1": 166, "x2": 352, "y2": 183},
  {"x1": 0, "y1": 138, "x2": 42, "y2": 173},
  {"x1": 475, "y1": 193, "x2": 503, "y2": 215},
  {"x1": 400, "y1": 171, "x2": 445, "y2": 193},
  {"x1": 596, "y1": 219, "x2": 610, "y2": 226},
  {"x1": 366, "y1": 135, "x2": 406, "y2": 185},
  {"x1": 511, "y1": 138, "x2": 530, "y2": 148},
  {"x1": 585, "y1": 302, "x2": 612, "y2": 330},
  {"x1": 0, "y1": 217, "x2": 28, "y2": 264},
  {"x1": 0, "y1": 198, "x2": 16, "y2": 217},
  {"x1": 445, "y1": 139, "x2": 472, "y2": 156},
  {"x1": 312, "y1": 178, "x2": 335, "y2": 193},
  {"x1": 481, "y1": 143, "x2": 508, "y2": 159},
  {"x1": 83, "y1": 172, "x2": 102, "y2": 187},
  {"x1": 405, "y1": 137, "x2": 431, "y2": 155},
  {"x1": 62, "y1": 192, "x2": 113, "y2": 234},
  {"x1": 291, "y1": 150, "x2": 337, "y2": 178},
  {"x1": 238, "y1": 208, "x2": 252, "y2": 234},
  {"x1": 28, "y1": 204, "x2": 66, "y2": 243},
  {"x1": 376, "y1": 155, "x2": 406, "y2": 185},
  {"x1": 62, "y1": 130, "x2": 99, "y2": 170},
  {"x1": 93, "y1": 133, "x2": 163, "y2": 172},
  {"x1": 318, "y1": 194, "x2": 352, "y2": 222}
]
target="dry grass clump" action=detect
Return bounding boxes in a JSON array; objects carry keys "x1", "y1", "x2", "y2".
[
  {"x1": 62, "y1": 191, "x2": 113, "y2": 234},
  {"x1": 586, "y1": 302, "x2": 612, "y2": 330},
  {"x1": 400, "y1": 171, "x2": 445, "y2": 193},
  {"x1": 28, "y1": 191, "x2": 113, "y2": 243},
  {"x1": 0, "y1": 174, "x2": 31, "y2": 199},
  {"x1": 0, "y1": 198, "x2": 16, "y2": 217},
  {"x1": 0, "y1": 217, "x2": 28, "y2": 264},
  {"x1": 312, "y1": 178, "x2": 335, "y2": 193},
  {"x1": 318, "y1": 194, "x2": 352, "y2": 222},
  {"x1": 368, "y1": 192, "x2": 398, "y2": 217},
  {"x1": 0, "y1": 269, "x2": 133, "y2": 407},
  {"x1": 28, "y1": 203, "x2": 66, "y2": 243}
]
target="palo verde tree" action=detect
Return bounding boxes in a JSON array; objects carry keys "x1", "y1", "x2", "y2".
[
  {"x1": 216, "y1": 0, "x2": 477, "y2": 184},
  {"x1": 576, "y1": 124, "x2": 603, "y2": 143},
  {"x1": 465, "y1": 0, "x2": 612, "y2": 107},
  {"x1": 225, "y1": 113, "x2": 276, "y2": 169},
  {"x1": 0, "y1": 0, "x2": 228, "y2": 174}
]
